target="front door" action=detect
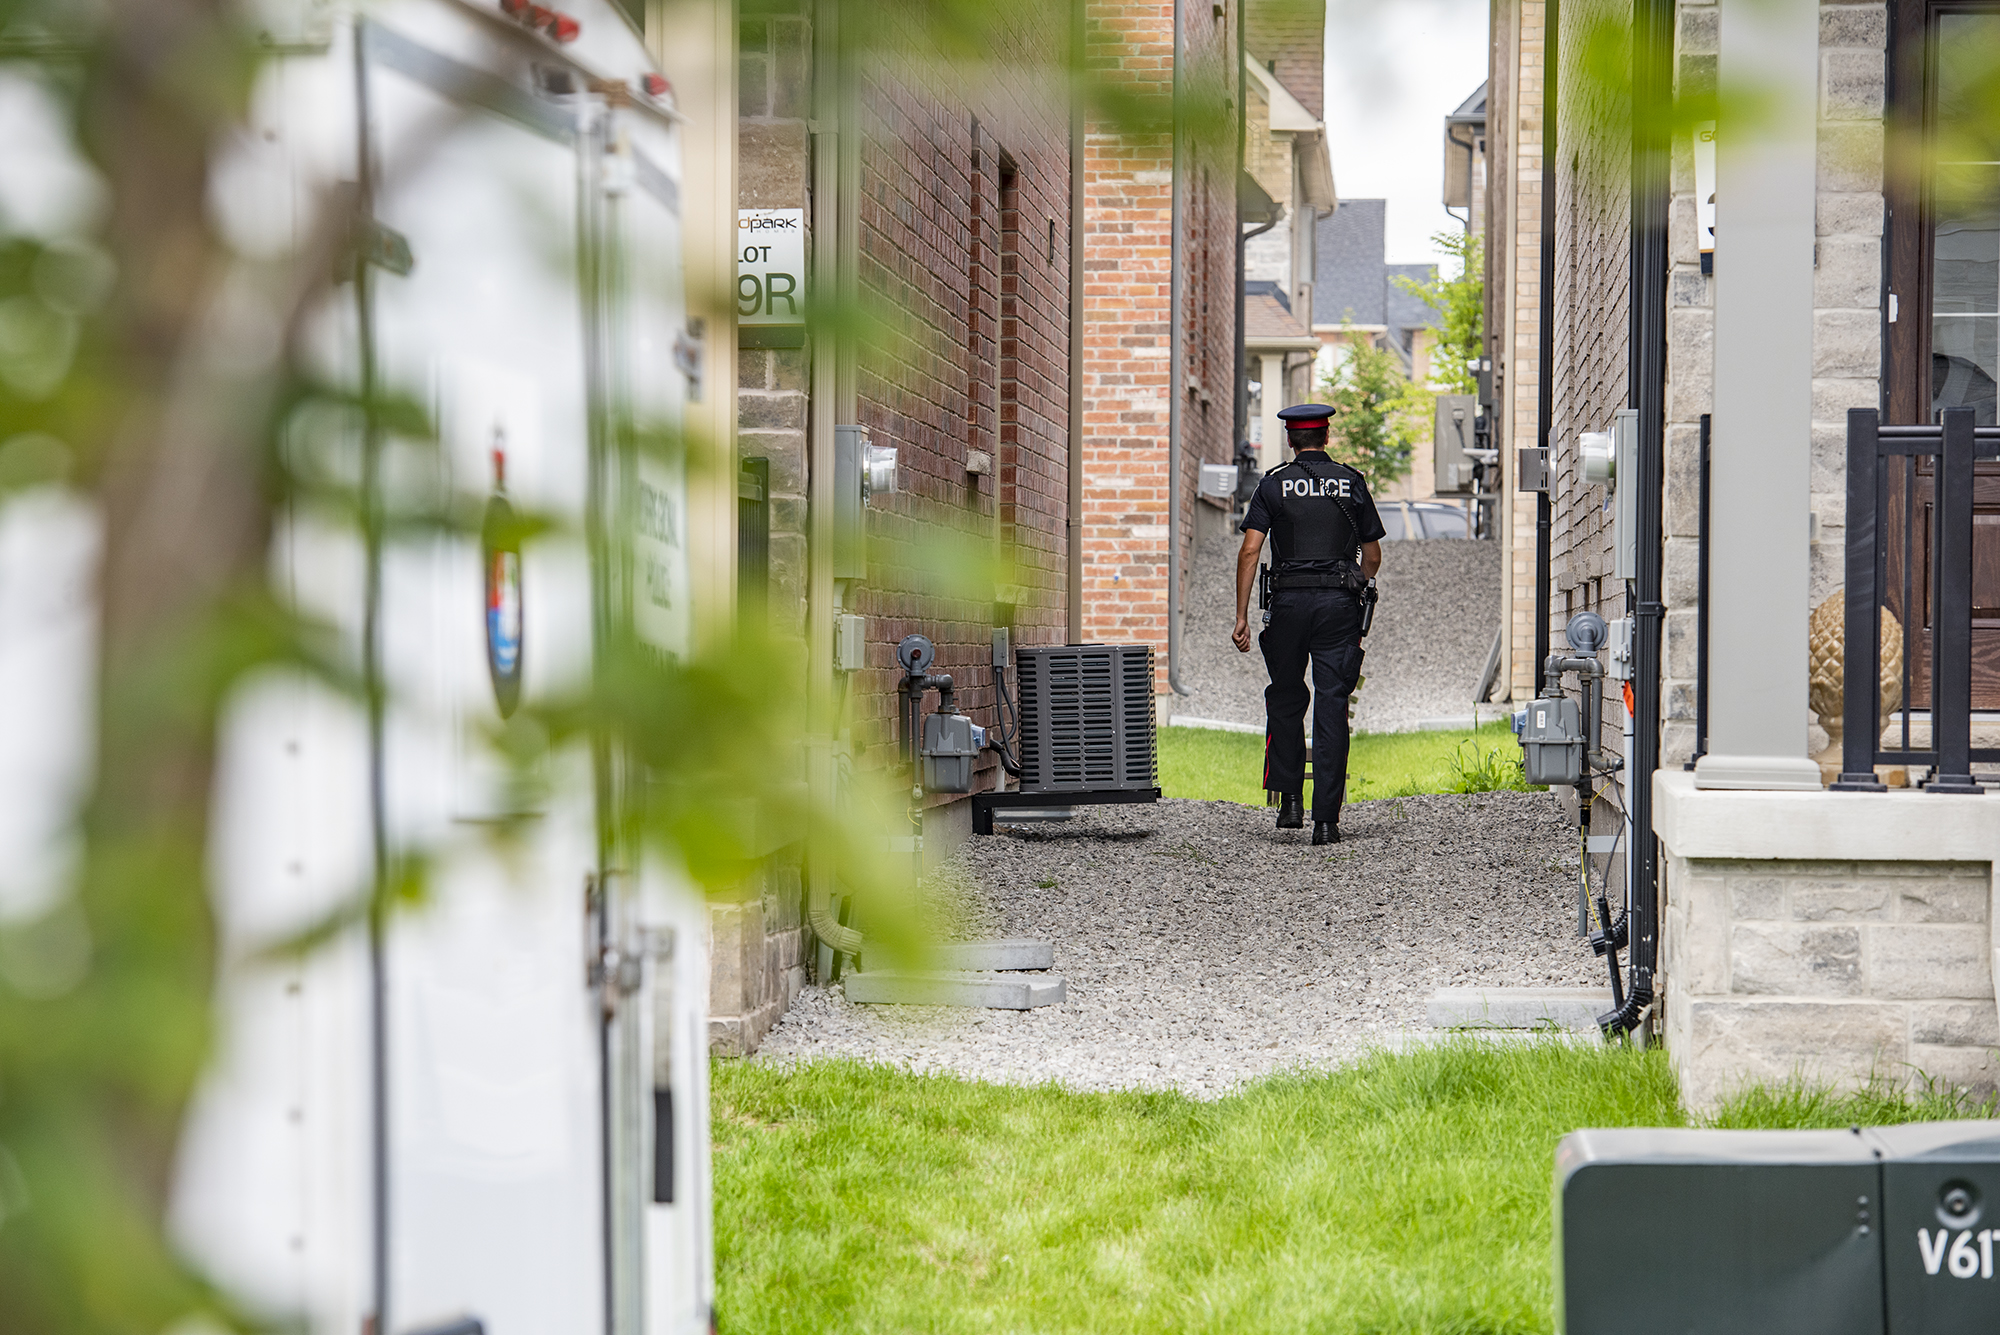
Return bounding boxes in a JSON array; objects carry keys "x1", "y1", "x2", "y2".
[{"x1": 1885, "y1": 0, "x2": 2000, "y2": 708}]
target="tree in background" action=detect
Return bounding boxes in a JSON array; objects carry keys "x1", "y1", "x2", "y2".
[
  {"x1": 1395, "y1": 229, "x2": 1484, "y2": 396},
  {"x1": 1318, "y1": 329, "x2": 1426, "y2": 495}
]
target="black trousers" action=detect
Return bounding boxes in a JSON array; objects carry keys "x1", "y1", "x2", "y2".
[{"x1": 1259, "y1": 586, "x2": 1364, "y2": 823}]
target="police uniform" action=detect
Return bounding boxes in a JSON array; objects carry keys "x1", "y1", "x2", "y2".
[{"x1": 1242, "y1": 404, "x2": 1386, "y2": 840}]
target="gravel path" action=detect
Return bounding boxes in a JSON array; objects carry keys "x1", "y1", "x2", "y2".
[
  {"x1": 755, "y1": 791, "x2": 1595, "y2": 1097},
  {"x1": 1174, "y1": 520, "x2": 1503, "y2": 734}
]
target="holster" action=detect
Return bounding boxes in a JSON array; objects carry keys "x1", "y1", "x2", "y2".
[{"x1": 1257, "y1": 563, "x2": 1272, "y2": 610}]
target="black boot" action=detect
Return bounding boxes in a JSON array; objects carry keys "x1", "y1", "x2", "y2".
[
  {"x1": 1312, "y1": 821, "x2": 1340, "y2": 845},
  {"x1": 1275, "y1": 793, "x2": 1304, "y2": 829}
]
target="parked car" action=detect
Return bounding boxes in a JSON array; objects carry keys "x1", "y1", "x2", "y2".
[{"x1": 1378, "y1": 500, "x2": 1473, "y2": 540}]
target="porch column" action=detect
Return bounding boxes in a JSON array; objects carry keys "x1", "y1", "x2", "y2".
[
  {"x1": 1692, "y1": 0, "x2": 1823, "y2": 791},
  {"x1": 1258, "y1": 350, "x2": 1287, "y2": 473}
]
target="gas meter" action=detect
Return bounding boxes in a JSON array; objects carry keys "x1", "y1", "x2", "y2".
[
  {"x1": 1522, "y1": 696, "x2": 1585, "y2": 786},
  {"x1": 921, "y1": 712, "x2": 984, "y2": 794}
]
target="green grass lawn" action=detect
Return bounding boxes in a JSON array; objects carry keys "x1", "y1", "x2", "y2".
[
  {"x1": 1159, "y1": 718, "x2": 1531, "y2": 807},
  {"x1": 714, "y1": 1043, "x2": 1990, "y2": 1335}
]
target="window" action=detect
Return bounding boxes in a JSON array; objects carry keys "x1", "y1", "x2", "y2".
[
  {"x1": 1888, "y1": 2, "x2": 2000, "y2": 423},
  {"x1": 1929, "y1": 11, "x2": 2000, "y2": 423}
]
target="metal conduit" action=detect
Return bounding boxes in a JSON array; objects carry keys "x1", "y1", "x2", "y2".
[
  {"x1": 1611, "y1": 0, "x2": 1675, "y2": 1032},
  {"x1": 1068, "y1": 0, "x2": 1085, "y2": 644}
]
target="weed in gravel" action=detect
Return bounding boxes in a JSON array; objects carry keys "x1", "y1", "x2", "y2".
[
  {"x1": 1033, "y1": 876, "x2": 1058, "y2": 889},
  {"x1": 1445, "y1": 737, "x2": 1533, "y2": 794},
  {"x1": 1154, "y1": 839, "x2": 1218, "y2": 865}
]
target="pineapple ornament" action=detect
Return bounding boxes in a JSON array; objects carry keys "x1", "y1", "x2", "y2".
[{"x1": 1807, "y1": 592, "x2": 1903, "y2": 786}]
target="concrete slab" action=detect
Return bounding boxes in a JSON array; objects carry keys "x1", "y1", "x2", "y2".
[
  {"x1": 843, "y1": 969, "x2": 1067, "y2": 1010},
  {"x1": 1165, "y1": 715, "x2": 1263, "y2": 734},
  {"x1": 929, "y1": 939, "x2": 1057, "y2": 971},
  {"x1": 1427, "y1": 986, "x2": 1616, "y2": 1032}
]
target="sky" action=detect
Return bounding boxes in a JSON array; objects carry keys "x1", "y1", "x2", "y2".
[{"x1": 1321, "y1": 0, "x2": 1491, "y2": 265}]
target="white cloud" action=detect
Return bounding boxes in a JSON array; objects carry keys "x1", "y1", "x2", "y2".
[{"x1": 1322, "y1": 0, "x2": 1489, "y2": 264}]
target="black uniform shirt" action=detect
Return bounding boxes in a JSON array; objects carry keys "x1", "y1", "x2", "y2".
[{"x1": 1242, "y1": 450, "x2": 1387, "y2": 573}]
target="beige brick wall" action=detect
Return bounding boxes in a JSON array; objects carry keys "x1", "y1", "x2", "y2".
[
  {"x1": 1663, "y1": 854, "x2": 1997, "y2": 1107},
  {"x1": 1494, "y1": 0, "x2": 1545, "y2": 701}
]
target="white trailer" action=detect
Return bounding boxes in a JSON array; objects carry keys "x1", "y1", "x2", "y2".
[{"x1": 0, "y1": 4, "x2": 714, "y2": 1333}]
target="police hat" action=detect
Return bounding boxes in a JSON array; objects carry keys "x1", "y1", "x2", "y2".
[{"x1": 1276, "y1": 403, "x2": 1336, "y2": 427}]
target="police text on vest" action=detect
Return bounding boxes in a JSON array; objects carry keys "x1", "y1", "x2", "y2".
[{"x1": 1282, "y1": 476, "x2": 1351, "y2": 498}]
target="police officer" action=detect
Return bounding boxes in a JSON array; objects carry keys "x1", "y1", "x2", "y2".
[{"x1": 1231, "y1": 403, "x2": 1386, "y2": 844}]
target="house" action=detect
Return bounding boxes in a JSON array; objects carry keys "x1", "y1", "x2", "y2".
[
  {"x1": 1442, "y1": 82, "x2": 1488, "y2": 233},
  {"x1": 1310, "y1": 199, "x2": 1446, "y2": 502},
  {"x1": 1498, "y1": 0, "x2": 2000, "y2": 1106},
  {"x1": 1240, "y1": 26, "x2": 1337, "y2": 474},
  {"x1": 712, "y1": 1, "x2": 1080, "y2": 1051}
]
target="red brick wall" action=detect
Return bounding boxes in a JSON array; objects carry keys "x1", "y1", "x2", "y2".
[
  {"x1": 1245, "y1": 0, "x2": 1324, "y2": 118},
  {"x1": 1080, "y1": 0, "x2": 1239, "y2": 692},
  {"x1": 843, "y1": 6, "x2": 1075, "y2": 783}
]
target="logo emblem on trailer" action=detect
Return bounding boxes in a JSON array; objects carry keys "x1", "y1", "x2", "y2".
[{"x1": 484, "y1": 434, "x2": 523, "y2": 718}]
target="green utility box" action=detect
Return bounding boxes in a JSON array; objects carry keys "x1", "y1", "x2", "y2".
[{"x1": 1557, "y1": 1122, "x2": 2000, "y2": 1334}]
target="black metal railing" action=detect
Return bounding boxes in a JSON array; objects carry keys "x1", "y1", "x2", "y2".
[{"x1": 1833, "y1": 407, "x2": 1997, "y2": 793}]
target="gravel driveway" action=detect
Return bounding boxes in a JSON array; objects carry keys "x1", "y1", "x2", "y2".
[
  {"x1": 755, "y1": 791, "x2": 1596, "y2": 1097},
  {"x1": 1173, "y1": 519, "x2": 1502, "y2": 734}
]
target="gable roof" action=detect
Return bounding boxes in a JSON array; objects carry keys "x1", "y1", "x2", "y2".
[
  {"x1": 1313, "y1": 201, "x2": 1444, "y2": 337},
  {"x1": 1447, "y1": 81, "x2": 1487, "y2": 126},
  {"x1": 1314, "y1": 199, "x2": 1387, "y2": 327},
  {"x1": 1246, "y1": 58, "x2": 1318, "y2": 134},
  {"x1": 1385, "y1": 263, "x2": 1439, "y2": 331}
]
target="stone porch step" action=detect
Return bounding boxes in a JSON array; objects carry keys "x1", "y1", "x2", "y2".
[
  {"x1": 929, "y1": 939, "x2": 1057, "y2": 971},
  {"x1": 1427, "y1": 986, "x2": 1616, "y2": 1032},
  {"x1": 844, "y1": 969, "x2": 1067, "y2": 1010}
]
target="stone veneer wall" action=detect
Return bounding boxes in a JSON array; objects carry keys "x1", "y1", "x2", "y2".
[
  {"x1": 1658, "y1": 0, "x2": 1886, "y2": 766},
  {"x1": 707, "y1": 847, "x2": 807, "y2": 1056},
  {"x1": 1662, "y1": 853, "x2": 1997, "y2": 1108}
]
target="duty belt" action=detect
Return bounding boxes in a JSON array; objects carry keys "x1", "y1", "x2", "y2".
[{"x1": 1270, "y1": 564, "x2": 1365, "y2": 592}]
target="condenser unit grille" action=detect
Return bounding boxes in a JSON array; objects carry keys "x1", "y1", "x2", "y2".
[{"x1": 1016, "y1": 645, "x2": 1157, "y2": 793}]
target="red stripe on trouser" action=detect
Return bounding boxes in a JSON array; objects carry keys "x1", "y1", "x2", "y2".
[{"x1": 1263, "y1": 725, "x2": 1273, "y2": 790}]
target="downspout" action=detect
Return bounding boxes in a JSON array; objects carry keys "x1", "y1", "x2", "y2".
[
  {"x1": 1068, "y1": 0, "x2": 1085, "y2": 643},
  {"x1": 1605, "y1": 0, "x2": 1672, "y2": 1034},
  {"x1": 1232, "y1": 1, "x2": 1247, "y2": 466},
  {"x1": 1534, "y1": 0, "x2": 1557, "y2": 677},
  {"x1": 806, "y1": 0, "x2": 848, "y2": 964},
  {"x1": 1166, "y1": 0, "x2": 1188, "y2": 695},
  {"x1": 351, "y1": 26, "x2": 390, "y2": 1335}
]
